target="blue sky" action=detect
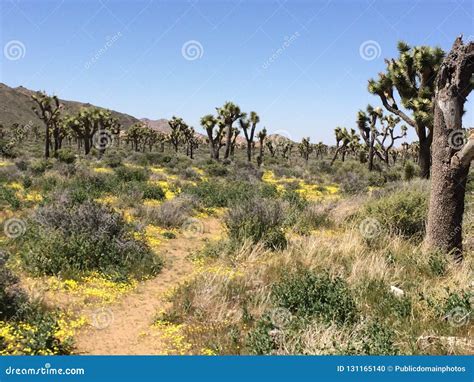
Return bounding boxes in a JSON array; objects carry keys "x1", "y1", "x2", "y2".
[{"x1": 1, "y1": 0, "x2": 472, "y2": 143}]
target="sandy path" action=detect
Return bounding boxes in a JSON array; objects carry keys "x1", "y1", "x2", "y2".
[{"x1": 73, "y1": 217, "x2": 221, "y2": 355}]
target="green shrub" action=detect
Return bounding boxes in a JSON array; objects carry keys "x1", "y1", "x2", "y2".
[
  {"x1": 66, "y1": 170, "x2": 118, "y2": 203},
  {"x1": 272, "y1": 270, "x2": 357, "y2": 324},
  {"x1": 142, "y1": 183, "x2": 165, "y2": 200},
  {"x1": 361, "y1": 322, "x2": 399, "y2": 355},
  {"x1": 0, "y1": 252, "x2": 73, "y2": 355},
  {"x1": 30, "y1": 159, "x2": 52, "y2": 175},
  {"x1": 361, "y1": 188, "x2": 428, "y2": 239},
  {"x1": 225, "y1": 197, "x2": 287, "y2": 250},
  {"x1": 428, "y1": 251, "x2": 448, "y2": 276},
  {"x1": 0, "y1": 139, "x2": 17, "y2": 158},
  {"x1": 0, "y1": 185, "x2": 21, "y2": 209},
  {"x1": 403, "y1": 161, "x2": 416, "y2": 181},
  {"x1": 204, "y1": 162, "x2": 228, "y2": 177},
  {"x1": 339, "y1": 171, "x2": 370, "y2": 194},
  {"x1": 15, "y1": 159, "x2": 29, "y2": 171},
  {"x1": 443, "y1": 290, "x2": 472, "y2": 318},
  {"x1": 139, "y1": 196, "x2": 195, "y2": 228},
  {"x1": 103, "y1": 151, "x2": 123, "y2": 168},
  {"x1": 246, "y1": 315, "x2": 276, "y2": 355},
  {"x1": 19, "y1": 200, "x2": 162, "y2": 280},
  {"x1": 56, "y1": 149, "x2": 76, "y2": 164},
  {"x1": 184, "y1": 180, "x2": 254, "y2": 208},
  {"x1": 361, "y1": 279, "x2": 412, "y2": 319},
  {"x1": 115, "y1": 166, "x2": 149, "y2": 182}
]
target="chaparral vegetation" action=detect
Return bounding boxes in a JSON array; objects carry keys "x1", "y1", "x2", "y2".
[{"x1": 0, "y1": 36, "x2": 472, "y2": 356}]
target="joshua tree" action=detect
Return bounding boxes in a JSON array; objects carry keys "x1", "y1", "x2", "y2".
[
  {"x1": 278, "y1": 141, "x2": 293, "y2": 160},
  {"x1": 65, "y1": 108, "x2": 116, "y2": 155},
  {"x1": 331, "y1": 127, "x2": 358, "y2": 164},
  {"x1": 257, "y1": 128, "x2": 267, "y2": 167},
  {"x1": 266, "y1": 141, "x2": 276, "y2": 157},
  {"x1": 229, "y1": 127, "x2": 240, "y2": 159},
  {"x1": 239, "y1": 111, "x2": 260, "y2": 162},
  {"x1": 201, "y1": 114, "x2": 225, "y2": 159},
  {"x1": 368, "y1": 42, "x2": 445, "y2": 178},
  {"x1": 183, "y1": 126, "x2": 199, "y2": 159},
  {"x1": 32, "y1": 92, "x2": 62, "y2": 158},
  {"x1": 357, "y1": 106, "x2": 380, "y2": 171},
  {"x1": 216, "y1": 102, "x2": 244, "y2": 159},
  {"x1": 127, "y1": 122, "x2": 147, "y2": 152},
  {"x1": 426, "y1": 37, "x2": 473, "y2": 261},
  {"x1": 314, "y1": 142, "x2": 327, "y2": 159},
  {"x1": 168, "y1": 116, "x2": 187, "y2": 152},
  {"x1": 298, "y1": 137, "x2": 313, "y2": 163},
  {"x1": 376, "y1": 115, "x2": 407, "y2": 166}
]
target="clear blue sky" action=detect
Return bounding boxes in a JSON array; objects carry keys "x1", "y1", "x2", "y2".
[{"x1": 1, "y1": 0, "x2": 472, "y2": 143}]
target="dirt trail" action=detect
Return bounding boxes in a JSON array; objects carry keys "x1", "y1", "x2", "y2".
[{"x1": 74, "y1": 217, "x2": 222, "y2": 355}]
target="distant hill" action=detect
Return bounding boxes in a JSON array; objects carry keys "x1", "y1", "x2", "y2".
[
  {"x1": 0, "y1": 83, "x2": 297, "y2": 145},
  {"x1": 0, "y1": 83, "x2": 138, "y2": 129},
  {"x1": 140, "y1": 118, "x2": 171, "y2": 133}
]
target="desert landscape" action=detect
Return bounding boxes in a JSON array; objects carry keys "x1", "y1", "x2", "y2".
[{"x1": 0, "y1": 0, "x2": 472, "y2": 357}]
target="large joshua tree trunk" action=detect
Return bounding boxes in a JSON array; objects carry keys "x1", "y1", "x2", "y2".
[{"x1": 426, "y1": 37, "x2": 474, "y2": 262}]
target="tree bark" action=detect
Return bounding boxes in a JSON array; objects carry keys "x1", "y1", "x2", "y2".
[
  {"x1": 223, "y1": 125, "x2": 232, "y2": 159},
  {"x1": 426, "y1": 37, "x2": 473, "y2": 262}
]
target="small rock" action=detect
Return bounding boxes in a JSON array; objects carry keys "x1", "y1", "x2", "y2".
[{"x1": 390, "y1": 285, "x2": 404, "y2": 297}]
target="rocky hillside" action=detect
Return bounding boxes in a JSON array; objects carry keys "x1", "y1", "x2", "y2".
[{"x1": 0, "y1": 83, "x2": 138, "y2": 129}]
